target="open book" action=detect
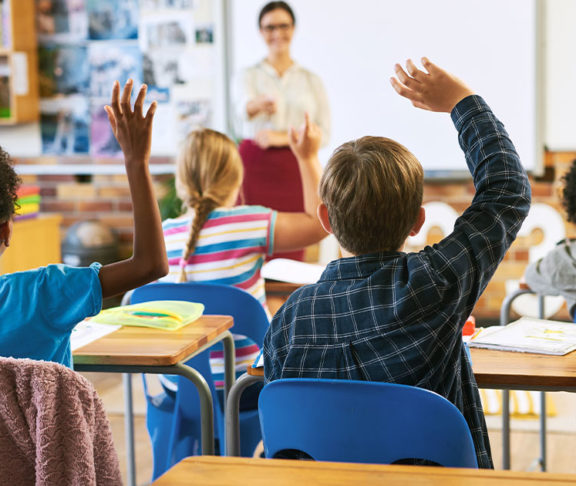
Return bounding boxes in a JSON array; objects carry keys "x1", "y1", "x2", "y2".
[
  {"x1": 469, "y1": 317, "x2": 576, "y2": 356},
  {"x1": 261, "y1": 258, "x2": 325, "y2": 285}
]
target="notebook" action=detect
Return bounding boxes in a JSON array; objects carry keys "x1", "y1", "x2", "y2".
[
  {"x1": 469, "y1": 317, "x2": 576, "y2": 356},
  {"x1": 261, "y1": 258, "x2": 325, "y2": 284}
]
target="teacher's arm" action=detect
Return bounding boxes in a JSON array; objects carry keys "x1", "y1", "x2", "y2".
[{"x1": 273, "y1": 113, "x2": 327, "y2": 252}]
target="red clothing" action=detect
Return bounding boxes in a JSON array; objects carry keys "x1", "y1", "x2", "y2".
[{"x1": 239, "y1": 139, "x2": 305, "y2": 261}]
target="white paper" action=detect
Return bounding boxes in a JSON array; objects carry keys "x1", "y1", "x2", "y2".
[
  {"x1": 71, "y1": 320, "x2": 121, "y2": 352},
  {"x1": 11, "y1": 52, "x2": 27, "y2": 96},
  {"x1": 261, "y1": 258, "x2": 325, "y2": 285},
  {"x1": 469, "y1": 317, "x2": 576, "y2": 356}
]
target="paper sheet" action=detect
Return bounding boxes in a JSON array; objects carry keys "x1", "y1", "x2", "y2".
[
  {"x1": 71, "y1": 319, "x2": 121, "y2": 352},
  {"x1": 261, "y1": 258, "x2": 325, "y2": 285}
]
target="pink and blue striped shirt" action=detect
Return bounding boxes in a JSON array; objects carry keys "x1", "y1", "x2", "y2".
[{"x1": 160, "y1": 205, "x2": 277, "y2": 389}]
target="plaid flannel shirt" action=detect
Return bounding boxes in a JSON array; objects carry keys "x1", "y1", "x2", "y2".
[{"x1": 263, "y1": 95, "x2": 531, "y2": 469}]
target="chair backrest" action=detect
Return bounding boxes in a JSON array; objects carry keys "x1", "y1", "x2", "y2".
[
  {"x1": 0, "y1": 357, "x2": 122, "y2": 484},
  {"x1": 259, "y1": 378, "x2": 478, "y2": 468},
  {"x1": 131, "y1": 282, "x2": 270, "y2": 347}
]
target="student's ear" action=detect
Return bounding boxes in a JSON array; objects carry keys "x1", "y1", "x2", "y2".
[
  {"x1": 0, "y1": 219, "x2": 12, "y2": 249},
  {"x1": 317, "y1": 203, "x2": 333, "y2": 234},
  {"x1": 409, "y1": 207, "x2": 426, "y2": 237}
]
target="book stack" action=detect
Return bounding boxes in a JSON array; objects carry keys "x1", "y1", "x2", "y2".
[{"x1": 15, "y1": 186, "x2": 40, "y2": 221}]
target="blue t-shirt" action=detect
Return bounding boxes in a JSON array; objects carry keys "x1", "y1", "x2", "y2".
[{"x1": 0, "y1": 263, "x2": 103, "y2": 367}]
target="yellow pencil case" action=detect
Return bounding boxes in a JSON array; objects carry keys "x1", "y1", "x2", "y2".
[{"x1": 91, "y1": 300, "x2": 205, "y2": 331}]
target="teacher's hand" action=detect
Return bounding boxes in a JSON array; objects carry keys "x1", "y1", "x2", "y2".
[
  {"x1": 247, "y1": 94, "x2": 277, "y2": 118},
  {"x1": 254, "y1": 129, "x2": 288, "y2": 149},
  {"x1": 288, "y1": 113, "x2": 321, "y2": 161}
]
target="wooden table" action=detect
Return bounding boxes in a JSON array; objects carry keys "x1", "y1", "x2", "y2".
[
  {"x1": 152, "y1": 456, "x2": 576, "y2": 485},
  {"x1": 225, "y1": 347, "x2": 576, "y2": 457},
  {"x1": 73, "y1": 315, "x2": 235, "y2": 486}
]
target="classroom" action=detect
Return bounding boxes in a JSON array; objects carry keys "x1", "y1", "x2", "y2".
[{"x1": 1, "y1": 0, "x2": 576, "y2": 484}]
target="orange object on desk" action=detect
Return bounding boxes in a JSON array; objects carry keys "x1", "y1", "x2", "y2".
[{"x1": 463, "y1": 315, "x2": 476, "y2": 336}]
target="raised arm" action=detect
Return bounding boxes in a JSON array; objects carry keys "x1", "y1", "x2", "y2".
[
  {"x1": 98, "y1": 80, "x2": 168, "y2": 298},
  {"x1": 273, "y1": 112, "x2": 327, "y2": 252}
]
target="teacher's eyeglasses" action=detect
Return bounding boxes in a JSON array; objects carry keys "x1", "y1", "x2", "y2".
[{"x1": 261, "y1": 23, "x2": 293, "y2": 33}]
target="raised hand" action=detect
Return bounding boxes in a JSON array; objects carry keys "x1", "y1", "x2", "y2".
[
  {"x1": 104, "y1": 79, "x2": 157, "y2": 165},
  {"x1": 288, "y1": 112, "x2": 322, "y2": 161},
  {"x1": 390, "y1": 57, "x2": 474, "y2": 113}
]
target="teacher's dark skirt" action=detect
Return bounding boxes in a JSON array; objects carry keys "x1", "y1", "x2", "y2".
[{"x1": 238, "y1": 139, "x2": 305, "y2": 261}]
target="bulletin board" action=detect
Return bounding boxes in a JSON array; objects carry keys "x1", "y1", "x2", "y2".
[
  {"x1": 229, "y1": 0, "x2": 543, "y2": 175},
  {"x1": 3, "y1": 0, "x2": 226, "y2": 158}
]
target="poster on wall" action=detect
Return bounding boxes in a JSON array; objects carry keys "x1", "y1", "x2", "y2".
[
  {"x1": 40, "y1": 97, "x2": 90, "y2": 155},
  {"x1": 33, "y1": 0, "x2": 220, "y2": 158},
  {"x1": 86, "y1": 0, "x2": 139, "y2": 40}
]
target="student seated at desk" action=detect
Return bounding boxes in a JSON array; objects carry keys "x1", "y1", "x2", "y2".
[
  {"x1": 263, "y1": 58, "x2": 532, "y2": 469},
  {"x1": 157, "y1": 114, "x2": 326, "y2": 406},
  {"x1": 524, "y1": 159, "x2": 576, "y2": 319},
  {"x1": 0, "y1": 80, "x2": 168, "y2": 367}
]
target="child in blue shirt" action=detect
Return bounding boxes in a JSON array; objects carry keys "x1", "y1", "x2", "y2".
[
  {"x1": 0, "y1": 80, "x2": 169, "y2": 367},
  {"x1": 264, "y1": 58, "x2": 531, "y2": 468}
]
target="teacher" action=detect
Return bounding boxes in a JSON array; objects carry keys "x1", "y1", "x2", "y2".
[{"x1": 232, "y1": 1, "x2": 331, "y2": 261}]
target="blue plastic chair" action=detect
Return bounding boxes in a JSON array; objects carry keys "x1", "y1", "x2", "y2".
[
  {"x1": 258, "y1": 379, "x2": 478, "y2": 468},
  {"x1": 132, "y1": 282, "x2": 270, "y2": 479}
]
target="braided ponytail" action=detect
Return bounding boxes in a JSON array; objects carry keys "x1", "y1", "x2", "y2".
[{"x1": 178, "y1": 196, "x2": 218, "y2": 283}]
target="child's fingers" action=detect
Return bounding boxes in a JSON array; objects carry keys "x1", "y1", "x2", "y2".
[
  {"x1": 120, "y1": 79, "x2": 133, "y2": 114},
  {"x1": 104, "y1": 105, "x2": 117, "y2": 133},
  {"x1": 390, "y1": 77, "x2": 422, "y2": 104},
  {"x1": 406, "y1": 59, "x2": 427, "y2": 82},
  {"x1": 394, "y1": 64, "x2": 419, "y2": 89},
  {"x1": 421, "y1": 57, "x2": 438, "y2": 75},
  {"x1": 144, "y1": 100, "x2": 158, "y2": 123},
  {"x1": 110, "y1": 81, "x2": 122, "y2": 116},
  {"x1": 288, "y1": 126, "x2": 298, "y2": 146},
  {"x1": 134, "y1": 84, "x2": 148, "y2": 118}
]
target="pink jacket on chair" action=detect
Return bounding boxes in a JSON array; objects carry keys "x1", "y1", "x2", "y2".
[{"x1": 0, "y1": 357, "x2": 122, "y2": 485}]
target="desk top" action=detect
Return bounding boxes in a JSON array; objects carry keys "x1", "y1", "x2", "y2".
[
  {"x1": 471, "y1": 348, "x2": 576, "y2": 391},
  {"x1": 73, "y1": 315, "x2": 233, "y2": 367},
  {"x1": 247, "y1": 348, "x2": 576, "y2": 390},
  {"x1": 152, "y1": 456, "x2": 576, "y2": 486}
]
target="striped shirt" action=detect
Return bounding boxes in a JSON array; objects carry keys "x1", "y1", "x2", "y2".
[
  {"x1": 160, "y1": 205, "x2": 276, "y2": 391},
  {"x1": 160, "y1": 205, "x2": 277, "y2": 308}
]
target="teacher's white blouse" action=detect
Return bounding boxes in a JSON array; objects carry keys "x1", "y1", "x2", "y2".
[{"x1": 232, "y1": 60, "x2": 331, "y2": 146}]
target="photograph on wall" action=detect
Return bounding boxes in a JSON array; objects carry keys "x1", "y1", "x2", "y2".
[
  {"x1": 86, "y1": 0, "x2": 138, "y2": 40},
  {"x1": 36, "y1": 0, "x2": 88, "y2": 44},
  {"x1": 90, "y1": 103, "x2": 121, "y2": 157},
  {"x1": 38, "y1": 45, "x2": 90, "y2": 97},
  {"x1": 175, "y1": 98, "x2": 211, "y2": 141},
  {"x1": 140, "y1": 0, "x2": 193, "y2": 10},
  {"x1": 89, "y1": 44, "x2": 142, "y2": 98},
  {"x1": 40, "y1": 97, "x2": 90, "y2": 154},
  {"x1": 194, "y1": 23, "x2": 213, "y2": 44},
  {"x1": 143, "y1": 50, "x2": 188, "y2": 87},
  {"x1": 140, "y1": 15, "x2": 193, "y2": 51}
]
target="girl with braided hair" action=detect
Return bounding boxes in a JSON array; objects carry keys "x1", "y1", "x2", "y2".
[{"x1": 158, "y1": 114, "x2": 326, "y2": 406}]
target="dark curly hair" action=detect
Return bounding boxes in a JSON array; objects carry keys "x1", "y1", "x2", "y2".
[{"x1": 0, "y1": 146, "x2": 21, "y2": 223}]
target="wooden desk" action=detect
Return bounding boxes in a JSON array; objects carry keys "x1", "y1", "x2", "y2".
[
  {"x1": 73, "y1": 315, "x2": 235, "y2": 486},
  {"x1": 152, "y1": 456, "x2": 576, "y2": 486}
]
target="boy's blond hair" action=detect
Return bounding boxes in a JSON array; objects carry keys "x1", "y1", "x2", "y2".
[
  {"x1": 319, "y1": 136, "x2": 423, "y2": 255},
  {"x1": 176, "y1": 128, "x2": 243, "y2": 281}
]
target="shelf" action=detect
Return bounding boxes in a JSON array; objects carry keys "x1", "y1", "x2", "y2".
[{"x1": 14, "y1": 164, "x2": 176, "y2": 175}]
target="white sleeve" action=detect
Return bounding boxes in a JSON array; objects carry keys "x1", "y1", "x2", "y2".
[{"x1": 310, "y1": 73, "x2": 331, "y2": 147}]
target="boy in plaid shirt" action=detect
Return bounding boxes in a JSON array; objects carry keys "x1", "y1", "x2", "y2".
[{"x1": 263, "y1": 58, "x2": 531, "y2": 468}]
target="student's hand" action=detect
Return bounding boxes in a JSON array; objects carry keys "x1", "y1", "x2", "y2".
[
  {"x1": 390, "y1": 57, "x2": 474, "y2": 113},
  {"x1": 288, "y1": 112, "x2": 322, "y2": 161},
  {"x1": 105, "y1": 79, "x2": 157, "y2": 167}
]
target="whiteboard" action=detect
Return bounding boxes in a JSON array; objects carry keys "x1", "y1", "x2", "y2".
[
  {"x1": 228, "y1": 0, "x2": 541, "y2": 175},
  {"x1": 545, "y1": 0, "x2": 576, "y2": 151}
]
